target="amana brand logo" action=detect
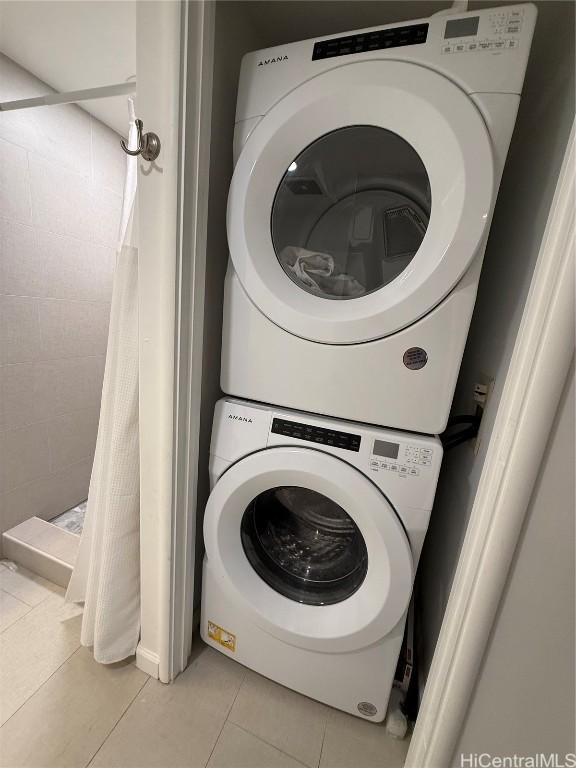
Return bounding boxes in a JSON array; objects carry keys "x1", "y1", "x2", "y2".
[
  {"x1": 258, "y1": 55, "x2": 288, "y2": 66},
  {"x1": 228, "y1": 413, "x2": 253, "y2": 423}
]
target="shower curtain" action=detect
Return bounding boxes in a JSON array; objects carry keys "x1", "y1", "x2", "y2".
[{"x1": 66, "y1": 100, "x2": 140, "y2": 664}]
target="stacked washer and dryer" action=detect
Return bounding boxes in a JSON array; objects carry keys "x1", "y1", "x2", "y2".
[{"x1": 201, "y1": 4, "x2": 536, "y2": 722}]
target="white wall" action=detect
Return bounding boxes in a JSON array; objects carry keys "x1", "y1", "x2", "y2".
[
  {"x1": 452, "y1": 362, "x2": 575, "y2": 763},
  {"x1": 0, "y1": 54, "x2": 124, "y2": 544},
  {"x1": 0, "y1": 0, "x2": 136, "y2": 135},
  {"x1": 418, "y1": 0, "x2": 575, "y2": 688}
]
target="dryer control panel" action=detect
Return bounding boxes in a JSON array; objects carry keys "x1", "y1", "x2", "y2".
[
  {"x1": 235, "y1": 4, "x2": 537, "y2": 125},
  {"x1": 312, "y1": 23, "x2": 428, "y2": 60},
  {"x1": 440, "y1": 7, "x2": 526, "y2": 55}
]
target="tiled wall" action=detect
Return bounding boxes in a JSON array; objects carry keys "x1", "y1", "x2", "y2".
[{"x1": 0, "y1": 54, "x2": 125, "y2": 541}]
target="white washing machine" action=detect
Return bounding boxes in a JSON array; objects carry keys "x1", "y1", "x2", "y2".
[
  {"x1": 201, "y1": 398, "x2": 442, "y2": 721},
  {"x1": 221, "y1": 4, "x2": 537, "y2": 433}
]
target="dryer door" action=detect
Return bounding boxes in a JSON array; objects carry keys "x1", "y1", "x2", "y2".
[
  {"x1": 203, "y1": 447, "x2": 413, "y2": 653},
  {"x1": 227, "y1": 60, "x2": 494, "y2": 344}
]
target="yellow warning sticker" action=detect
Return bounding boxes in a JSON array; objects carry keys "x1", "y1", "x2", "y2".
[{"x1": 208, "y1": 621, "x2": 236, "y2": 652}]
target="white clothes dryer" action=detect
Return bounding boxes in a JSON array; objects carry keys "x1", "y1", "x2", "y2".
[
  {"x1": 201, "y1": 398, "x2": 442, "y2": 721},
  {"x1": 221, "y1": 4, "x2": 536, "y2": 433}
]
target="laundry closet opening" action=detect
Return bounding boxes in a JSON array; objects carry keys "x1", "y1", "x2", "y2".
[{"x1": 190, "y1": 0, "x2": 574, "y2": 757}]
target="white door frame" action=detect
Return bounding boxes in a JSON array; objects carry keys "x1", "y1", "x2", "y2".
[
  {"x1": 135, "y1": 0, "x2": 214, "y2": 682},
  {"x1": 170, "y1": 0, "x2": 215, "y2": 678},
  {"x1": 135, "y1": 0, "x2": 182, "y2": 681},
  {"x1": 406, "y1": 121, "x2": 575, "y2": 767}
]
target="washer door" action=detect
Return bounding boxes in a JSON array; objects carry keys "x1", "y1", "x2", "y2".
[
  {"x1": 203, "y1": 447, "x2": 413, "y2": 653},
  {"x1": 227, "y1": 60, "x2": 494, "y2": 344}
]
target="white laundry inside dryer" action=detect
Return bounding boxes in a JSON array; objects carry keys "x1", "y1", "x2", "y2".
[{"x1": 273, "y1": 126, "x2": 431, "y2": 299}]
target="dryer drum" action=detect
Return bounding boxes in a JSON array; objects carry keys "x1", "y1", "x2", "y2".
[
  {"x1": 240, "y1": 486, "x2": 368, "y2": 606},
  {"x1": 271, "y1": 125, "x2": 431, "y2": 300}
]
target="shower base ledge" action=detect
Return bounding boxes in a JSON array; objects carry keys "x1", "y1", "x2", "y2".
[{"x1": 2, "y1": 517, "x2": 78, "y2": 588}]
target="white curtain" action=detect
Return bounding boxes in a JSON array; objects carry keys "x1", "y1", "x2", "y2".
[{"x1": 66, "y1": 100, "x2": 140, "y2": 664}]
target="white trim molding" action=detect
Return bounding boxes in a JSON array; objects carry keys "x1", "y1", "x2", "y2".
[
  {"x1": 406, "y1": 121, "x2": 575, "y2": 768},
  {"x1": 170, "y1": 0, "x2": 215, "y2": 679},
  {"x1": 136, "y1": 645, "x2": 160, "y2": 680},
  {"x1": 136, "y1": 0, "x2": 182, "y2": 684}
]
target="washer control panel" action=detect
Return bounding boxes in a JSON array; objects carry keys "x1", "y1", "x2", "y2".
[
  {"x1": 488, "y1": 7, "x2": 524, "y2": 35},
  {"x1": 440, "y1": 7, "x2": 524, "y2": 55},
  {"x1": 369, "y1": 439, "x2": 434, "y2": 479}
]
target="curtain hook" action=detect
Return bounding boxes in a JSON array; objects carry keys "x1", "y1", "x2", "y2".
[{"x1": 120, "y1": 118, "x2": 161, "y2": 161}]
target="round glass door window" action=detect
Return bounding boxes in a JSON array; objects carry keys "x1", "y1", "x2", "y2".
[
  {"x1": 240, "y1": 486, "x2": 368, "y2": 606},
  {"x1": 271, "y1": 126, "x2": 431, "y2": 299}
]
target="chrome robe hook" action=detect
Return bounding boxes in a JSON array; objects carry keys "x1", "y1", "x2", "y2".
[{"x1": 120, "y1": 118, "x2": 161, "y2": 161}]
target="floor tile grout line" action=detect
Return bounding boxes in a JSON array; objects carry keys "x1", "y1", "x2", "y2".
[
  {"x1": 0, "y1": 584, "x2": 56, "y2": 634},
  {"x1": 316, "y1": 712, "x2": 330, "y2": 768},
  {"x1": 229, "y1": 721, "x2": 311, "y2": 768},
  {"x1": 0, "y1": 587, "x2": 47, "y2": 610},
  {"x1": 203, "y1": 667, "x2": 249, "y2": 768},
  {"x1": 0, "y1": 642, "x2": 82, "y2": 730},
  {"x1": 0, "y1": 600, "x2": 33, "y2": 633},
  {"x1": 0, "y1": 584, "x2": 32, "y2": 608},
  {"x1": 84, "y1": 673, "x2": 151, "y2": 768},
  {"x1": 0, "y1": 566, "x2": 58, "y2": 603},
  {"x1": 0, "y1": 612, "x2": 28, "y2": 631},
  {"x1": 224, "y1": 669, "x2": 331, "y2": 768}
]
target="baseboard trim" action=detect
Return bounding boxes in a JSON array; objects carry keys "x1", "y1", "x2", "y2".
[{"x1": 136, "y1": 644, "x2": 160, "y2": 679}]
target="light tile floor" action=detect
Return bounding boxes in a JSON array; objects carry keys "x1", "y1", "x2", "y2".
[{"x1": 0, "y1": 564, "x2": 409, "y2": 768}]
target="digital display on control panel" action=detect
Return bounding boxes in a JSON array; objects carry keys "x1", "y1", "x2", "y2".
[
  {"x1": 271, "y1": 418, "x2": 361, "y2": 452},
  {"x1": 444, "y1": 16, "x2": 480, "y2": 38},
  {"x1": 312, "y1": 23, "x2": 428, "y2": 61},
  {"x1": 373, "y1": 440, "x2": 400, "y2": 459}
]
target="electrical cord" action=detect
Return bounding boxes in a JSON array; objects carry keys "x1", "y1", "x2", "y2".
[
  {"x1": 442, "y1": 405, "x2": 483, "y2": 450},
  {"x1": 446, "y1": 413, "x2": 479, "y2": 426}
]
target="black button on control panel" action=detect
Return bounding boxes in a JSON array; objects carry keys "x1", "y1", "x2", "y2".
[
  {"x1": 271, "y1": 418, "x2": 361, "y2": 452},
  {"x1": 312, "y1": 23, "x2": 428, "y2": 61}
]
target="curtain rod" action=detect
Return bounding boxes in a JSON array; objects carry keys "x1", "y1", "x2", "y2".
[{"x1": 0, "y1": 81, "x2": 136, "y2": 112}]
